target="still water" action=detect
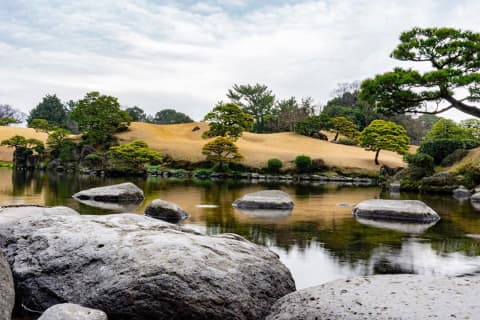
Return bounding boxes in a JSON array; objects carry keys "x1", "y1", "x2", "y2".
[{"x1": 3, "y1": 169, "x2": 480, "y2": 290}]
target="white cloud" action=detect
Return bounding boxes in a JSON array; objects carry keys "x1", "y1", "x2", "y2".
[{"x1": 0, "y1": 0, "x2": 479, "y2": 120}]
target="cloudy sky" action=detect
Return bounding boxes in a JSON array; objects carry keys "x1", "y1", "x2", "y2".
[{"x1": 1, "y1": 0, "x2": 479, "y2": 120}]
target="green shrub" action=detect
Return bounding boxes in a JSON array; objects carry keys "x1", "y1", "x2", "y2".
[
  {"x1": 267, "y1": 158, "x2": 283, "y2": 173},
  {"x1": 441, "y1": 149, "x2": 469, "y2": 167},
  {"x1": 419, "y1": 139, "x2": 477, "y2": 164},
  {"x1": 295, "y1": 155, "x2": 312, "y2": 173},
  {"x1": 336, "y1": 137, "x2": 358, "y2": 146},
  {"x1": 405, "y1": 153, "x2": 435, "y2": 173},
  {"x1": 194, "y1": 168, "x2": 214, "y2": 177},
  {"x1": 455, "y1": 162, "x2": 480, "y2": 187}
]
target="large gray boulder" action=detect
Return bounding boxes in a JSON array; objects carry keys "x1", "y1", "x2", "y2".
[
  {"x1": 0, "y1": 207, "x2": 294, "y2": 320},
  {"x1": 38, "y1": 303, "x2": 107, "y2": 320},
  {"x1": 144, "y1": 199, "x2": 188, "y2": 223},
  {"x1": 352, "y1": 199, "x2": 440, "y2": 223},
  {"x1": 233, "y1": 190, "x2": 294, "y2": 210},
  {"x1": 266, "y1": 275, "x2": 480, "y2": 320},
  {"x1": 0, "y1": 249, "x2": 14, "y2": 320},
  {"x1": 72, "y1": 183, "x2": 144, "y2": 202}
]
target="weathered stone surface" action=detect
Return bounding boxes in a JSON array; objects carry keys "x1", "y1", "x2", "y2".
[
  {"x1": 266, "y1": 275, "x2": 480, "y2": 320},
  {"x1": 0, "y1": 249, "x2": 14, "y2": 320},
  {"x1": 75, "y1": 199, "x2": 142, "y2": 212},
  {"x1": 470, "y1": 192, "x2": 480, "y2": 203},
  {"x1": 353, "y1": 199, "x2": 440, "y2": 223},
  {"x1": 453, "y1": 185, "x2": 472, "y2": 199},
  {"x1": 0, "y1": 205, "x2": 79, "y2": 223},
  {"x1": 144, "y1": 199, "x2": 188, "y2": 223},
  {"x1": 0, "y1": 209, "x2": 294, "y2": 320},
  {"x1": 38, "y1": 303, "x2": 107, "y2": 320},
  {"x1": 233, "y1": 190, "x2": 294, "y2": 210},
  {"x1": 72, "y1": 183, "x2": 144, "y2": 202}
]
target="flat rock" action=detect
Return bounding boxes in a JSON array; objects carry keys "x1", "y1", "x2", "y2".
[
  {"x1": 72, "y1": 183, "x2": 144, "y2": 202},
  {"x1": 453, "y1": 186, "x2": 471, "y2": 199},
  {"x1": 75, "y1": 199, "x2": 142, "y2": 212},
  {"x1": 144, "y1": 199, "x2": 188, "y2": 223},
  {"x1": 38, "y1": 303, "x2": 107, "y2": 320},
  {"x1": 0, "y1": 249, "x2": 14, "y2": 320},
  {"x1": 352, "y1": 199, "x2": 440, "y2": 223},
  {"x1": 0, "y1": 208, "x2": 294, "y2": 320},
  {"x1": 266, "y1": 275, "x2": 480, "y2": 320},
  {"x1": 233, "y1": 190, "x2": 294, "y2": 210}
]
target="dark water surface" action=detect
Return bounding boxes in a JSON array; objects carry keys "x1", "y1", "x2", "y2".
[{"x1": 2, "y1": 169, "x2": 480, "y2": 290}]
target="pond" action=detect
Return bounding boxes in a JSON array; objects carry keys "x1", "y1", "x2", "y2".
[{"x1": 2, "y1": 168, "x2": 480, "y2": 290}]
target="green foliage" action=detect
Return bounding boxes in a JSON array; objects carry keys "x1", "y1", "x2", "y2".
[
  {"x1": 201, "y1": 137, "x2": 243, "y2": 166},
  {"x1": 267, "y1": 158, "x2": 283, "y2": 173},
  {"x1": 295, "y1": 115, "x2": 329, "y2": 136},
  {"x1": 336, "y1": 137, "x2": 358, "y2": 146},
  {"x1": 360, "y1": 120, "x2": 410, "y2": 164},
  {"x1": 360, "y1": 27, "x2": 480, "y2": 118},
  {"x1": 29, "y1": 118, "x2": 51, "y2": 132},
  {"x1": 295, "y1": 155, "x2": 312, "y2": 173},
  {"x1": 330, "y1": 116, "x2": 358, "y2": 141},
  {"x1": 84, "y1": 152, "x2": 105, "y2": 168},
  {"x1": 423, "y1": 118, "x2": 473, "y2": 141},
  {"x1": 441, "y1": 149, "x2": 469, "y2": 167},
  {"x1": 107, "y1": 140, "x2": 162, "y2": 173},
  {"x1": 152, "y1": 109, "x2": 193, "y2": 124},
  {"x1": 203, "y1": 103, "x2": 254, "y2": 140},
  {"x1": 125, "y1": 106, "x2": 147, "y2": 122},
  {"x1": 0, "y1": 104, "x2": 24, "y2": 123},
  {"x1": 0, "y1": 117, "x2": 18, "y2": 126},
  {"x1": 71, "y1": 92, "x2": 131, "y2": 147},
  {"x1": 455, "y1": 162, "x2": 480, "y2": 188},
  {"x1": 1, "y1": 135, "x2": 45, "y2": 167},
  {"x1": 405, "y1": 153, "x2": 435, "y2": 176},
  {"x1": 419, "y1": 139, "x2": 478, "y2": 164},
  {"x1": 28, "y1": 94, "x2": 69, "y2": 129},
  {"x1": 47, "y1": 128, "x2": 75, "y2": 160},
  {"x1": 227, "y1": 83, "x2": 275, "y2": 133}
]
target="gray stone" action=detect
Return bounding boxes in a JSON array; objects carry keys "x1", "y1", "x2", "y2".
[
  {"x1": 470, "y1": 192, "x2": 480, "y2": 203},
  {"x1": 388, "y1": 181, "x2": 400, "y2": 193},
  {"x1": 72, "y1": 182, "x2": 144, "y2": 202},
  {"x1": 0, "y1": 209, "x2": 294, "y2": 320},
  {"x1": 0, "y1": 249, "x2": 14, "y2": 320},
  {"x1": 352, "y1": 199, "x2": 440, "y2": 223},
  {"x1": 38, "y1": 303, "x2": 107, "y2": 320},
  {"x1": 266, "y1": 275, "x2": 480, "y2": 320},
  {"x1": 74, "y1": 199, "x2": 142, "y2": 212},
  {"x1": 453, "y1": 185, "x2": 472, "y2": 199},
  {"x1": 233, "y1": 190, "x2": 294, "y2": 210},
  {"x1": 144, "y1": 199, "x2": 189, "y2": 223}
]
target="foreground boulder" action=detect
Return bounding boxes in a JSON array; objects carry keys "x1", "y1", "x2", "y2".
[
  {"x1": 144, "y1": 199, "x2": 188, "y2": 223},
  {"x1": 72, "y1": 183, "x2": 144, "y2": 202},
  {"x1": 0, "y1": 250, "x2": 14, "y2": 320},
  {"x1": 38, "y1": 303, "x2": 107, "y2": 320},
  {"x1": 266, "y1": 275, "x2": 480, "y2": 320},
  {"x1": 353, "y1": 199, "x2": 440, "y2": 223},
  {"x1": 0, "y1": 208, "x2": 294, "y2": 320},
  {"x1": 233, "y1": 190, "x2": 294, "y2": 210}
]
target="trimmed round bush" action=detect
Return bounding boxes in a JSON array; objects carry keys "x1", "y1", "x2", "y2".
[
  {"x1": 267, "y1": 158, "x2": 283, "y2": 173},
  {"x1": 295, "y1": 155, "x2": 312, "y2": 173},
  {"x1": 441, "y1": 149, "x2": 469, "y2": 167},
  {"x1": 336, "y1": 137, "x2": 358, "y2": 146},
  {"x1": 405, "y1": 153, "x2": 435, "y2": 174},
  {"x1": 419, "y1": 139, "x2": 479, "y2": 164}
]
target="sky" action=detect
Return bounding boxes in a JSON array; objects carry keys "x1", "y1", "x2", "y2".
[{"x1": 1, "y1": 0, "x2": 480, "y2": 121}]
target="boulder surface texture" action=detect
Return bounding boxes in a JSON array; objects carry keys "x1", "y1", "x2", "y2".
[
  {"x1": 0, "y1": 249, "x2": 14, "y2": 320},
  {"x1": 233, "y1": 190, "x2": 294, "y2": 210},
  {"x1": 0, "y1": 206, "x2": 295, "y2": 320},
  {"x1": 267, "y1": 275, "x2": 480, "y2": 320},
  {"x1": 72, "y1": 182, "x2": 144, "y2": 202},
  {"x1": 144, "y1": 199, "x2": 188, "y2": 223},
  {"x1": 38, "y1": 303, "x2": 107, "y2": 320},
  {"x1": 352, "y1": 199, "x2": 440, "y2": 223}
]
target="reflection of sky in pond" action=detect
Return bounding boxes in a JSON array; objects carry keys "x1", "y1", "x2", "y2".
[{"x1": 2, "y1": 169, "x2": 480, "y2": 290}]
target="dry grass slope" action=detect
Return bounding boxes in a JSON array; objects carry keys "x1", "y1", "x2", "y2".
[
  {"x1": 117, "y1": 122, "x2": 406, "y2": 172},
  {"x1": 0, "y1": 122, "x2": 407, "y2": 173}
]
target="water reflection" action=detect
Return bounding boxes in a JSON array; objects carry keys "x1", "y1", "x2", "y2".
[{"x1": 2, "y1": 169, "x2": 480, "y2": 289}]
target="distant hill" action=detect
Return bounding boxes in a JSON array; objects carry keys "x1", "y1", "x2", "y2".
[{"x1": 0, "y1": 122, "x2": 407, "y2": 173}]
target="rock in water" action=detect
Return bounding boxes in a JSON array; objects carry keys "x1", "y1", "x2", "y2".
[
  {"x1": 144, "y1": 199, "x2": 189, "y2": 223},
  {"x1": 266, "y1": 275, "x2": 480, "y2": 320},
  {"x1": 72, "y1": 183, "x2": 144, "y2": 202},
  {"x1": 453, "y1": 185, "x2": 471, "y2": 199},
  {"x1": 352, "y1": 199, "x2": 440, "y2": 223},
  {"x1": 0, "y1": 249, "x2": 14, "y2": 320},
  {"x1": 38, "y1": 304, "x2": 107, "y2": 320},
  {"x1": 233, "y1": 190, "x2": 294, "y2": 210},
  {"x1": 0, "y1": 208, "x2": 295, "y2": 320}
]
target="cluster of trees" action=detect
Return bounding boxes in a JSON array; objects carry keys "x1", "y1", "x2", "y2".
[{"x1": 124, "y1": 106, "x2": 193, "y2": 124}]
